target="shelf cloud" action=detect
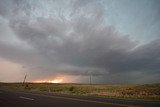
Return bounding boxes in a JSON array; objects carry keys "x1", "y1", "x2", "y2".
[{"x1": 0, "y1": 0, "x2": 160, "y2": 83}]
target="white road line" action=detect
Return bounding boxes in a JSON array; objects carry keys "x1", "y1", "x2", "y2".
[
  {"x1": 19, "y1": 96, "x2": 34, "y2": 101},
  {"x1": 17, "y1": 92, "x2": 139, "y2": 107},
  {"x1": 21, "y1": 93, "x2": 139, "y2": 107}
]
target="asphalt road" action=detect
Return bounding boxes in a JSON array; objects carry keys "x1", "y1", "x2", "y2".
[{"x1": 0, "y1": 89, "x2": 160, "y2": 107}]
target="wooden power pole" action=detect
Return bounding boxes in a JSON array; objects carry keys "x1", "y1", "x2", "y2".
[
  {"x1": 90, "y1": 74, "x2": 92, "y2": 85},
  {"x1": 23, "y1": 74, "x2": 27, "y2": 84}
]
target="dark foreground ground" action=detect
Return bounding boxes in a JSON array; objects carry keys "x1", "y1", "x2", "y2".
[{"x1": 0, "y1": 89, "x2": 160, "y2": 107}]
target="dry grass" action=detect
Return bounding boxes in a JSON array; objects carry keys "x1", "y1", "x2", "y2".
[{"x1": 0, "y1": 83, "x2": 160, "y2": 100}]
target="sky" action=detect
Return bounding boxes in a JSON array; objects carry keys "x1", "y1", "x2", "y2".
[{"x1": 0, "y1": 0, "x2": 160, "y2": 84}]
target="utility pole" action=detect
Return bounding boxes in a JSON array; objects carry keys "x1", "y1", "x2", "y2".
[
  {"x1": 89, "y1": 74, "x2": 92, "y2": 85},
  {"x1": 23, "y1": 74, "x2": 27, "y2": 84}
]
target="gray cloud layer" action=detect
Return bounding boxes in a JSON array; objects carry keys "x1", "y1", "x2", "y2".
[{"x1": 0, "y1": 0, "x2": 160, "y2": 83}]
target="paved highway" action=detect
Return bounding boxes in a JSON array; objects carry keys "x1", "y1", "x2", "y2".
[{"x1": 0, "y1": 89, "x2": 159, "y2": 107}]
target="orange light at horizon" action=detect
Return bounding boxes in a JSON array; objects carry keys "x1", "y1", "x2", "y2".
[
  {"x1": 32, "y1": 75, "x2": 78, "y2": 83},
  {"x1": 50, "y1": 79, "x2": 63, "y2": 83},
  {"x1": 33, "y1": 78, "x2": 63, "y2": 83}
]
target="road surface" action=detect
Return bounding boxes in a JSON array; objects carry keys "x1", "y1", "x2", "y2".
[{"x1": 0, "y1": 89, "x2": 159, "y2": 107}]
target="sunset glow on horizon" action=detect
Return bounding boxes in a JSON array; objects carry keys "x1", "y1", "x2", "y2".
[
  {"x1": 33, "y1": 79, "x2": 63, "y2": 83},
  {"x1": 32, "y1": 75, "x2": 83, "y2": 84}
]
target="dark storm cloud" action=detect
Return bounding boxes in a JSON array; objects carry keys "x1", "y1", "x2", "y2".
[
  {"x1": 0, "y1": 0, "x2": 160, "y2": 83},
  {"x1": 107, "y1": 38, "x2": 160, "y2": 72}
]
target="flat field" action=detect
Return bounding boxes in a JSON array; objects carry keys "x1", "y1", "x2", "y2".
[{"x1": 0, "y1": 83, "x2": 160, "y2": 101}]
